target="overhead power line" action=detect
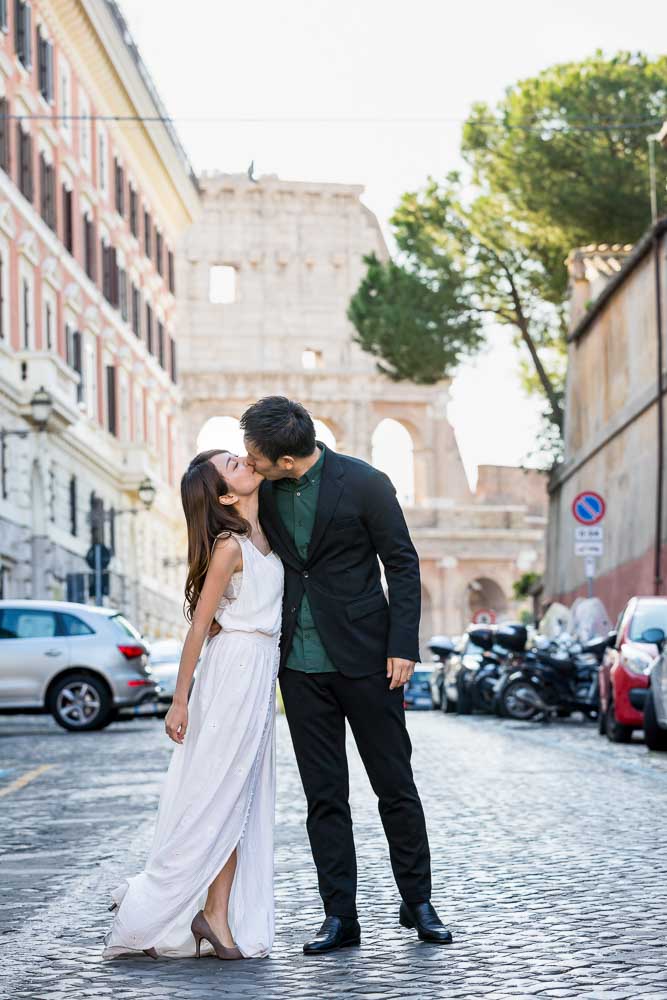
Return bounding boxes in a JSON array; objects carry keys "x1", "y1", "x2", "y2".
[{"x1": 1, "y1": 112, "x2": 664, "y2": 133}]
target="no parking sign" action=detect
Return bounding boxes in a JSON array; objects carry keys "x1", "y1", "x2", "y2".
[{"x1": 572, "y1": 491, "x2": 606, "y2": 526}]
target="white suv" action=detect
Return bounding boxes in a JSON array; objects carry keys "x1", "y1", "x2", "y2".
[{"x1": 0, "y1": 600, "x2": 158, "y2": 731}]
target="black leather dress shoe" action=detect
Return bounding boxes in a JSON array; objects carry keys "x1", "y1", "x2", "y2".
[
  {"x1": 399, "y1": 901, "x2": 453, "y2": 944},
  {"x1": 303, "y1": 916, "x2": 361, "y2": 955}
]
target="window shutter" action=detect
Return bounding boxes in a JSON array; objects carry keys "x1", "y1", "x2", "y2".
[
  {"x1": 73, "y1": 329, "x2": 84, "y2": 403},
  {"x1": 14, "y1": 0, "x2": 23, "y2": 61},
  {"x1": 0, "y1": 98, "x2": 8, "y2": 173},
  {"x1": 157, "y1": 321, "x2": 164, "y2": 367},
  {"x1": 23, "y1": 2, "x2": 31, "y2": 67},
  {"x1": 39, "y1": 151, "x2": 46, "y2": 220},
  {"x1": 46, "y1": 39, "x2": 54, "y2": 102},
  {"x1": 106, "y1": 365, "x2": 117, "y2": 436},
  {"x1": 62, "y1": 186, "x2": 73, "y2": 252},
  {"x1": 69, "y1": 475, "x2": 77, "y2": 536},
  {"x1": 168, "y1": 250, "x2": 175, "y2": 293},
  {"x1": 37, "y1": 26, "x2": 46, "y2": 95},
  {"x1": 0, "y1": 0, "x2": 7, "y2": 32},
  {"x1": 110, "y1": 246, "x2": 118, "y2": 306}
]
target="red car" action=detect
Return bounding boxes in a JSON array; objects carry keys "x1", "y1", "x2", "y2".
[{"x1": 599, "y1": 596, "x2": 667, "y2": 743}]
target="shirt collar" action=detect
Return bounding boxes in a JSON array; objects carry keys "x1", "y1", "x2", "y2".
[{"x1": 276, "y1": 443, "x2": 326, "y2": 491}]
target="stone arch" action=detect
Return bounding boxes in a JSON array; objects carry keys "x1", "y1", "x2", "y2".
[
  {"x1": 313, "y1": 418, "x2": 338, "y2": 450},
  {"x1": 466, "y1": 577, "x2": 508, "y2": 624},
  {"x1": 196, "y1": 415, "x2": 244, "y2": 456},
  {"x1": 371, "y1": 418, "x2": 415, "y2": 506}
]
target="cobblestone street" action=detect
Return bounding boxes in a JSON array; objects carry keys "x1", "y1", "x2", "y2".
[{"x1": 2, "y1": 709, "x2": 667, "y2": 1000}]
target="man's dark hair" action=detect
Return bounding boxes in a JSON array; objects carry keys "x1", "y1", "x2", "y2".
[{"x1": 240, "y1": 396, "x2": 316, "y2": 463}]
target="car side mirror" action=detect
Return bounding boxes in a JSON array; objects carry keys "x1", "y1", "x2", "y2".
[{"x1": 642, "y1": 627, "x2": 666, "y2": 652}]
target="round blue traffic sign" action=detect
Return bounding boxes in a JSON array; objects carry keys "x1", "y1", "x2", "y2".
[{"x1": 572, "y1": 491, "x2": 606, "y2": 526}]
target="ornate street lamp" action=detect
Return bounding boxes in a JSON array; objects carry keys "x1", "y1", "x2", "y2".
[
  {"x1": 137, "y1": 476, "x2": 156, "y2": 510},
  {"x1": 29, "y1": 386, "x2": 54, "y2": 429}
]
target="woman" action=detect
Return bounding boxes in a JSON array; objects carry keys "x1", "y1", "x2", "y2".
[{"x1": 103, "y1": 449, "x2": 284, "y2": 960}]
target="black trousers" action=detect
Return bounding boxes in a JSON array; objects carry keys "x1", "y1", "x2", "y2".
[{"x1": 280, "y1": 667, "x2": 432, "y2": 919}]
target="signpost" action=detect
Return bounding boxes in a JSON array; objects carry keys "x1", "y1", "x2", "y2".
[
  {"x1": 472, "y1": 608, "x2": 496, "y2": 625},
  {"x1": 572, "y1": 492, "x2": 606, "y2": 596}
]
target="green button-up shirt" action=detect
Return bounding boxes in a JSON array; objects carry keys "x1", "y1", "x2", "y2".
[{"x1": 274, "y1": 446, "x2": 337, "y2": 674}]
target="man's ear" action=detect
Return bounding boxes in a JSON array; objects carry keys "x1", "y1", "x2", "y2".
[{"x1": 278, "y1": 456, "x2": 295, "y2": 473}]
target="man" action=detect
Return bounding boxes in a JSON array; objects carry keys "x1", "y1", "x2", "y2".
[{"x1": 242, "y1": 395, "x2": 452, "y2": 955}]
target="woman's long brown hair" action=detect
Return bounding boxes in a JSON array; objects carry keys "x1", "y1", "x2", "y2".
[{"x1": 180, "y1": 450, "x2": 250, "y2": 622}]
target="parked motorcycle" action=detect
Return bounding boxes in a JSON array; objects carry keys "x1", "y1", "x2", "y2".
[{"x1": 499, "y1": 632, "x2": 612, "y2": 722}]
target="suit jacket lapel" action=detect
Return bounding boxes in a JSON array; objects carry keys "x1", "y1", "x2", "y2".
[
  {"x1": 258, "y1": 481, "x2": 303, "y2": 570},
  {"x1": 307, "y1": 447, "x2": 344, "y2": 565}
]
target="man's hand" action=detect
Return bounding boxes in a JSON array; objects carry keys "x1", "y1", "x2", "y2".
[
  {"x1": 387, "y1": 657, "x2": 415, "y2": 690},
  {"x1": 207, "y1": 620, "x2": 222, "y2": 641}
]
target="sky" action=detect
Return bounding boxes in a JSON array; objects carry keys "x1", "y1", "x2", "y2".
[{"x1": 118, "y1": 0, "x2": 667, "y2": 483}]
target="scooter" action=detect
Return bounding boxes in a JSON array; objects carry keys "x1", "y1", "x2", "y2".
[{"x1": 499, "y1": 633, "x2": 611, "y2": 722}]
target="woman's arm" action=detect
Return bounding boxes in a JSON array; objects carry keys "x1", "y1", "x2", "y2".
[{"x1": 165, "y1": 536, "x2": 242, "y2": 744}]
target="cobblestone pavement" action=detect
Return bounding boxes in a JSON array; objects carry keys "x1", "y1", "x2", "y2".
[{"x1": 2, "y1": 709, "x2": 667, "y2": 1000}]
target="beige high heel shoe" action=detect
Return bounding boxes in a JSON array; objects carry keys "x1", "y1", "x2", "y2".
[{"x1": 191, "y1": 910, "x2": 243, "y2": 960}]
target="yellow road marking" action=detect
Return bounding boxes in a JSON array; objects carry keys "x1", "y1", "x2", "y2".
[{"x1": 0, "y1": 763, "x2": 54, "y2": 799}]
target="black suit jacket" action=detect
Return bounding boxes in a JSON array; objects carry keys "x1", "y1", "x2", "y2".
[{"x1": 258, "y1": 445, "x2": 421, "y2": 678}]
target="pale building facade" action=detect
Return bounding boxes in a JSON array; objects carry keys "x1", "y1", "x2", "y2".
[
  {"x1": 177, "y1": 173, "x2": 546, "y2": 644},
  {"x1": 545, "y1": 231, "x2": 667, "y2": 616},
  {"x1": 0, "y1": 0, "x2": 199, "y2": 636}
]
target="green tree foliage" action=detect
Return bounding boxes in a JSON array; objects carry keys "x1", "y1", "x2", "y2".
[
  {"x1": 463, "y1": 51, "x2": 667, "y2": 293},
  {"x1": 349, "y1": 51, "x2": 667, "y2": 437},
  {"x1": 349, "y1": 176, "x2": 567, "y2": 426}
]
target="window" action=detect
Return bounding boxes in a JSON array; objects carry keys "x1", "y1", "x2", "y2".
[
  {"x1": 71, "y1": 328, "x2": 84, "y2": 404},
  {"x1": 69, "y1": 474, "x2": 77, "y2": 536},
  {"x1": 44, "y1": 297, "x2": 53, "y2": 350},
  {"x1": 60, "y1": 612, "x2": 94, "y2": 636},
  {"x1": 114, "y1": 158, "x2": 124, "y2": 216},
  {"x1": 98, "y1": 128, "x2": 108, "y2": 197},
  {"x1": 62, "y1": 184, "x2": 73, "y2": 253},
  {"x1": 0, "y1": 608, "x2": 58, "y2": 639},
  {"x1": 84, "y1": 335, "x2": 96, "y2": 418},
  {"x1": 119, "y1": 268, "x2": 128, "y2": 322},
  {"x1": 167, "y1": 250, "x2": 175, "y2": 293},
  {"x1": 14, "y1": 0, "x2": 32, "y2": 69},
  {"x1": 102, "y1": 241, "x2": 118, "y2": 305},
  {"x1": 169, "y1": 336, "x2": 177, "y2": 383},
  {"x1": 143, "y1": 208, "x2": 151, "y2": 257},
  {"x1": 145, "y1": 302, "x2": 153, "y2": 354},
  {"x1": 301, "y1": 349, "x2": 322, "y2": 370},
  {"x1": 37, "y1": 26, "x2": 54, "y2": 102},
  {"x1": 129, "y1": 185, "x2": 138, "y2": 236},
  {"x1": 79, "y1": 92, "x2": 92, "y2": 172},
  {"x1": 83, "y1": 213, "x2": 96, "y2": 281},
  {"x1": 39, "y1": 152, "x2": 56, "y2": 230},
  {"x1": 157, "y1": 320, "x2": 165, "y2": 367},
  {"x1": 16, "y1": 125, "x2": 33, "y2": 202},
  {"x1": 0, "y1": 98, "x2": 9, "y2": 173},
  {"x1": 59, "y1": 56, "x2": 72, "y2": 142},
  {"x1": 131, "y1": 283, "x2": 141, "y2": 337},
  {"x1": 119, "y1": 371, "x2": 130, "y2": 441},
  {"x1": 209, "y1": 265, "x2": 237, "y2": 304},
  {"x1": 134, "y1": 384, "x2": 144, "y2": 441},
  {"x1": 155, "y1": 228, "x2": 163, "y2": 275},
  {"x1": 106, "y1": 364, "x2": 117, "y2": 436},
  {"x1": 21, "y1": 276, "x2": 31, "y2": 348}
]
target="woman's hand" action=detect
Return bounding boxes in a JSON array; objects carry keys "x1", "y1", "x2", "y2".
[{"x1": 165, "y1": 700, "x2": 188, "y2": 744}]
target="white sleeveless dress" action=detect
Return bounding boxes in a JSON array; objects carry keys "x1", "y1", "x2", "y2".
[{"x1": 103, "y1": 534, "x2": 284, "y2": 959}]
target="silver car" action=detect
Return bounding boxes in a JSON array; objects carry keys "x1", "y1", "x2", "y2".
[
  {"x1": 0, "y1": 600, "x2": 159, "y2": 731},
  {"x1": 645, "y1": 627, "x2": 667, "y2": 751}
]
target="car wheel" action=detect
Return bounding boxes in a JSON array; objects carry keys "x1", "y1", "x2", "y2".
[
  {"x1": 605, "y1": 699, "x2": 633, "y2": 743},
  {"x1": 49, "y1": 673, "x2": 113, "y2": 732},
  {"x1": 597, "y1": 708, "x2": 607, "y2": 736},
  {"x1": 644, "y1": 690, "x2": 667, "y2": 751},
  {"x1": 456, "y1": 675, "x2": 473, "y2": 715}
]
